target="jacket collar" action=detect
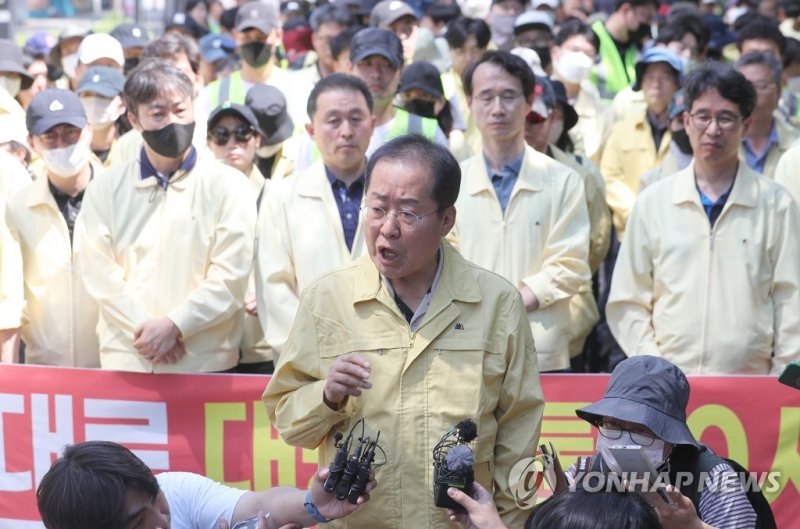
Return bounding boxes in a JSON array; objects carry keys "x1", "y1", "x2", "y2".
[
  {"x1": 296, "y1": 160, "x2": 333, "y2": 198},
  {"x1": 465, "y1": 144, "x2": 544, "y2": 195},
  {"x1": 26, "y1": 163, "x2": 97, "y2": 209},
  {"x1": 133, "y1": 146, "x2": 201, "y2": 191},
  {"x1": 672, "y1": 160, "x2": 759, "y2": 209},
  {"x1": 353, "y1": 240, "x2": 482, "y2": 307}
]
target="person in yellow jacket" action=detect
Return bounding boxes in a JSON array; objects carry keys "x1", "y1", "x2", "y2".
[
  {"x1": 75, "y1": 60, "x2": 256, "y2": 373},
  {"x1": 608, "y1": 63, "x2": 800, "y2": 375},
  {"x1": 524, "y1": 76, "x2": 611, "y2": 363},
  {"x1": 0, "y1": 199, "x2": 23, "y2": 363},
  {"x1": 735, "y1": 51, "x2": 800, "y2": 180},
  {"x1": 453, "y1": 51, "x2": 591, "y2": 373},
  {"x1": 256, "y1": 74, "x2": 373, "y2": 359},
  {"x1": 3, "y1": 89, "x2": 101, "y2": 367},
  {"x1": 206, "y1": 101, "x2": 275, "y2": 374},
  {"x1": 775, "y1": 143, "x2": 800, "y2": 204},
  {"x1": 263, "y1": 134, "x2": 544, "y2": 529},
  {"x1": 601, "y1": 47, "x2": 682, "y2": 240},
  {"x1": 638, "y1": 89, "x2": 694, "y2": 192}
]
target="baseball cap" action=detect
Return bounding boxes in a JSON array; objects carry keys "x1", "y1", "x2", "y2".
[
  {"x1": 532, "y1": 0, "x2": 559, "y2": 8},
  {"x1": 356, "y1": 0, "x2": 381, "y2": 16},
  {"x1": 208, "y1": 101, "x2": 262, "y2": 133},
  {"x1": 350, "y1": 27, "x2": 404, "y2": 68},
  {"x1": 26, "y1": 88, "x2": 88, "y2": 136},
  {"x1": 199, "y1": 33, "x2": 237, "y2": 63},
  {"x1": 511, "y1": 46, "x2": 546, "y2": 76},
  {"x1": 245, "y1": 84, "x2": 294, "y2": 145},
  {"x1": 236, "y1": 0, "x2": 280, "y2": 34},
  {"x1": 0, "y1": 40, "x2": 34, "y2": 89},
  {"x1": 76, "y1": 66, "x2": 126, "y2": 98},
  {"x1": 514, "y1": 10, "x2": 554, "y2": 34},
  {"x1": 369, "y1": 0, "x2": 418, "y2": 27},
  {"x1": 24, "y1": 32, "x2": 57, "y2": 57},
  {"x1": 110, "y1": 23, "x2": 151, "y2": 50},
  {"x1": 550, "y1": 79, "x2": 578, "y2": 132},
  {"x1": 399, "y1": 61, "x2": 444, "y2": 97},
  {"x1": 531, "y1": 75, "x2": 554, "y2": 118},
  {"x1": 49, "y1": 26, "x2": 91, "y2": 67},
  {"x1": 78, "y1": 33, "x2": 125, "y2": 67},
  {"x1": 633, "y1": 47, "x2": 683, "y2": 91}
]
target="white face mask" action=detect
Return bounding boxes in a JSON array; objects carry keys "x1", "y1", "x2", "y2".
[
  {"x1": 555, "y1": 50, "x2": 594, "y2": 85},
  {"x1": 42, "y1": 142, "x2": 91, "y2": 178},
  {"x1": 81, "y1": 95, "x2": 121, "y2": 127},
  {"x1": 61, "y1": 53, "x2": 79, "y2": 80},
  {"x1": 0, "y1": 76, "x2": 22, "y2": 97},
  {"x1": 596, "y1": 431, "x2": 668, "y2": 471},
  {"x1": 256, "y1": 142, "x2": 282, "y2": 159},
  {"x1": 547, "y1": 119, "x2": 565, "y2": 146}
]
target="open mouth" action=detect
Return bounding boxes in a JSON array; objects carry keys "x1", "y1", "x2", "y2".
[{"x1": 379, "y1": 247, "x2": 399, "y2": 262}]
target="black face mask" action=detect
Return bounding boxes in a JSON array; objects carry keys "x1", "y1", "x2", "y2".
[
  {"x1": 672, "y1": 128, "x2": 693, "y2": 155},
  {"x1": 124, "y1": 57, "x2": 140, "y2": 74},
  {"x1": 532, "y1": 46, "x2": 552, "y2": 72},
  {"x1": 629, "y1": 22, "x2": 652, "y2": 44},
  {"x1": 141, "y1": 122, "x2": 196, "y2": 158},
  {"x1": 404, "y1": 99, "x2": 436, "y2": 119},
  {"x1": 240, "y1": 42, "x2": 272, "y2": 68}
]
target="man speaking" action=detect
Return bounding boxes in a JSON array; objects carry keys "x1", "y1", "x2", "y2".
[{"x1": 263, "y1": 134, "x2": 544, "y2": 529}]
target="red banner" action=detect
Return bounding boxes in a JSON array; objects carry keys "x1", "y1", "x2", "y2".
[{"x1": 0, "y1": 365, "x2": 796, "y2": 528}]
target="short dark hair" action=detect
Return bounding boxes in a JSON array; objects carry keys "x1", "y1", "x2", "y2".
[
  {"x1": 37, "y1": 441, "x2": 159, "y2": 529},
  {"x1": 784, "y1": 37, "x2": 800, "y2": 69},
  {"x1": 330, "y1": 25, "x2": 364, "y2": 60},
  {"x1": 444, "y1": 16, "x2": 491, "y2": 50},
  {"x1": 736, "y1": 14, "x2": 787, "y2": 56},
  {"x1": 366, "y1": 134, "x2": 461, "y2": 211},
  {"x1": 614, "y1": 0, "x2": 658, "y2": 10},
  {"x1": 462, "y1": 50, "x2": 536, "y2": 98},
  {"x1": 307, "y1": 72, "x2": 373, "y2": 119},
  {"x1": 309, "y1": 4, "x2": 354, "y2": 32},
  {"x1": 736, "y1": 51, "x2": 783, "y2": 86},
  {"x1": 683, "y1": 62, "x2": 757, "y2": 119},
  {"x1": 656, "y1": 11, "x2": 710, "y2": 54},
  {"x1": 424, "y1": 3, "x2": 461, "y2": 25},
  {"x1": 142, "y1": 32, "x2": 202, "y2": 74},
  {"x1": 554, "y1": 18, "x2": 600, "y2": 51},
  {"x1": 527, "y1": 490, "x2": 661, "y2": 529},
  {"x1": 124, "y1": 59, "x2": 195, "y2": 117}
]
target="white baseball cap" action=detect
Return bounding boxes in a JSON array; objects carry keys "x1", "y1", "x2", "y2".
[{"x1": 77, "y1": 33, "x2": 124, "y2": 67}]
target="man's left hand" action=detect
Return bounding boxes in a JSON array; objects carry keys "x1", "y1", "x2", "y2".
[
  {"x1": 311, "y1": 467, "x2": 376, "y2": 520},
  {"x1": 133, "y1": 318, "x2": 181, "y2": 360},
  {"x1": 518, "y1": 284, "x2": 540, "y2": 312}
]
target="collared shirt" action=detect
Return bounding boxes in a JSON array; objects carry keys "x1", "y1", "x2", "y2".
[
  {"x1": 48, "y1": 167, "x2": 93, "y2": 242},
  {"x1": 646, "y1": 112, "x2": 668, "y2": 152},
  {"x1": 484, "y1": 149, "x2": 524, "y2": 213},
  {"x1": 138, "y1": 146, "x2": 199, "y2": 190},
  {"x1": 697, "y1": 181, "x2": 734, "y2": 228},
  {"x1": 742, "y1": 121, "x2": 779, "y2": 174},
  {"x1": 325, "y1": 166, "x2": 364, "y2": 251},
  {"x1": 383, "y1": 246, "x2": 444, "y2": 331}
]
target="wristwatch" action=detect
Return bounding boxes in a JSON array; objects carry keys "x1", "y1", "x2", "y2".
[{"x1": 304, "y1": 490, "x2": 332, "y2": 524}]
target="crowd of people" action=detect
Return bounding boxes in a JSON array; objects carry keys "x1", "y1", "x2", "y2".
[{"x1": 0, "y1": 0, "x2": 797, "y2": 528}]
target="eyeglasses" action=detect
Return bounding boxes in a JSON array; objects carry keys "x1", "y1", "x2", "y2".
[
  {"x1": 209, "y1": 126, "x2": 256, "y2": 146},
  {"x1": 475, "y1": 91, "x2": 524, "y2": 109},
  {"x1": 688, "y1": 112, "x2": 742, "y2": 131},
  {"x1": 39, "y1": 125, "x2": 82, "y2": 148},
  {"x1": 597, "y1": 419, "x2": 658, "y2": 447},
  {"x1": 361, "y1": 205, "x2": 440, "y2": 229},
  {"x1": 526, "y1": 111, "x2": 547, "y2": 124}
]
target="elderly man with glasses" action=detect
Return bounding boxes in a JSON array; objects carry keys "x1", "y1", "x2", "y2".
[
  {"x1": 607, "y1": 62, "x2": 800, "y2": 375},
  {"x1": 263, "y1": 133, "x2": 544, "y2": 529}
]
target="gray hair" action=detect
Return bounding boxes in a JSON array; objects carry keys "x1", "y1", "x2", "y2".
[
  {"x1": 124, "y1": 59, "x2": 194, "y2": 116},
  {"x1": 735, "y1": 51, "x2": 783, "y2": 86}
]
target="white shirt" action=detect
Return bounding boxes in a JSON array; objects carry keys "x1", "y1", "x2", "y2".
[{"x1": 157, "y1": 472, "x2": 247, "y2": 529}]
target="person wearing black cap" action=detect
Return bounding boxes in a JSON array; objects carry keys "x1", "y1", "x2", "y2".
[
  {"x1": 76, "y1": 66, "x2": 127, "y2": 167},
  {"x1": 370, "y1": 0, "x2": 420, "y2": 63},
  {"x1": 246, "y1": 83, "x2": 295, "y2": 180},
  {"x1": 2, "y1": 88, "x2": 100, "y2": 367},
  {"x1": 454, "y1": 50, "x2": 591, "y2": 375},
  {"x1": 523, "y1": 76, "x2": 611, "y2": 368},
  {"x1": 348, "y1": 27, "x2": 446, "y2": 158},
  {"x1": 205, "y1": 0, "x2": 312, "y2": 133},
  {"x1": 398, "y1": 60, "x2": 454, "y2": 137},
  {"x1": 206, "y1": 101, "x2": 275, "y2": 375},
  {"x1": 110, "y1": 23, "x2": 152, "y2": 74},
  {"x1": 74, "y1": 59, "x2": 256, "y2": 373},
  {"x1": 572, "y1": 356, "x2": 758, "y2": 529},
  {"x1": 256, "y1": 73, "x2": 374, "y2": 359}
]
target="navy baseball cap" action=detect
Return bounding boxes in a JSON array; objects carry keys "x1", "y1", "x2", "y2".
[
  {"x1": 199, "y1": 33, "x2": 237, "y2": 63},
  {"x1": 76, "y1": 66, "x2": 126, "y2": 97},
  {"x1": 399, "y1": 61, "x2": 443, "y2": 97},
  {"x1": 110, "y1": 23, "x2": 151, "y2": 50},
  {"x1": 26, "y1": 88, "x2": 88, "y2": 136},
  {"x1": 208, "y1": 101, "x2": 262, "y2": 133},
  {"x1": 350, "y1": 27, "x2": 403, "y2": 68}
]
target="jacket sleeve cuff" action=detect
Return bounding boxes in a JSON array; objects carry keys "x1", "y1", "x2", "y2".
[
  {"x1": 166, "y1": 307, "x2": 195, "y2": 339},
  {"x1": 521, "y1": 275, "x2": 555, "y2": 309}
]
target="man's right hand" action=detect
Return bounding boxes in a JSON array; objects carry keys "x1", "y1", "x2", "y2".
[{"x1": 323, "y1": 353, "x2": 372, "y2": 408}]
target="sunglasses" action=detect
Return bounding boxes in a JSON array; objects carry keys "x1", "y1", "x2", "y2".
[
  {"x1": 526, "y1": 112, "x2": 547, "y2": 125},
  {"x1": 209, "y1": 126, "x2": 256, "y2": 145}
]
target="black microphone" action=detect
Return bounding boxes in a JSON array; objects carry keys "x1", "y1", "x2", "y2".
[
  {"x1": 433, "y1": 419, "x2": 477, "y2": 512},
  {"x1": 324, "y1": 432, "x2": 347, "y2": 493}
]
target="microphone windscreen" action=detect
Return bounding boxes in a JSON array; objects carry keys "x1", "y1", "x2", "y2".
[
  {"x1": 456, "y1": 419, "x2": 478, "y2": 443},
  {"x1": 445, "y1": 445, "x2": 474, "y2": 472}
]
